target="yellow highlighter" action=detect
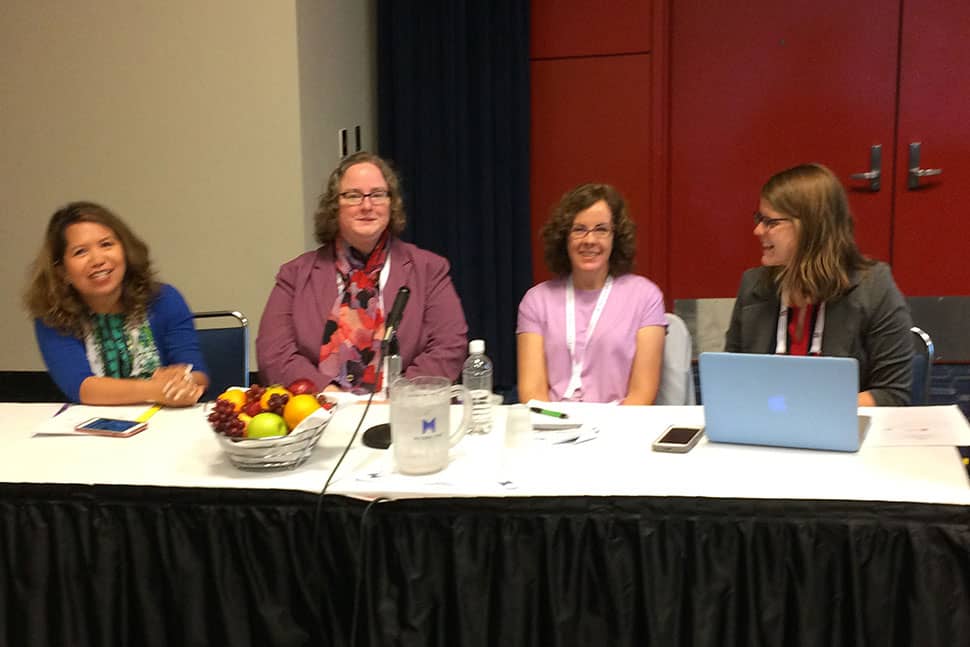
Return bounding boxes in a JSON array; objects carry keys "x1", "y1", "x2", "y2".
[{"x1": 136, "y1": 405, "x2": 162, "y2": 423}]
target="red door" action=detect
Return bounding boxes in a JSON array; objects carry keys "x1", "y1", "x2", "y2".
[
  {"x1": 891, "y1": 0, "x2": 970, "y2": 296},
  {"x1": 530, "y1": 55, "x2": 653, "y2": 284},
  {"x1": 531, "y1": 0, "x2": 652, "y2": 58},
  {"x1": 668, "y1": 1, "x2": 901, "y2": 298}
]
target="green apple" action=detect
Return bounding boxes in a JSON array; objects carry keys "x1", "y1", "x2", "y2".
[{"x1": 246, "y1": 412, "x2": 288, "y2": 439}]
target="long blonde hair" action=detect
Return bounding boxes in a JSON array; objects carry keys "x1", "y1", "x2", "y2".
[{"x1": 762, "y1": 163, "x2": 872, "y2": 302}]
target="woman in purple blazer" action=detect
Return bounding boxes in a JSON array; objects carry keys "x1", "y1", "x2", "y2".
[{"x1": 256, "y1": 152, "x2": 468, "y2": 393}]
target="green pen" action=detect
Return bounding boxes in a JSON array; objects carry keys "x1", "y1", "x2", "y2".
[{"x1": 529, "y1": 406, "x2": 569, "y2": 419}]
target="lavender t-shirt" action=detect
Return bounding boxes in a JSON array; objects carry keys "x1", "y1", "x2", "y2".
[{"x1": 517, "y1": 273, "x2": 667, "y2": 403}]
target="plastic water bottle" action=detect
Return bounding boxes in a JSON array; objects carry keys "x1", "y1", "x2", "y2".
[{"x1": 462, "y1": 339, "x2": 494, "y2": 433}]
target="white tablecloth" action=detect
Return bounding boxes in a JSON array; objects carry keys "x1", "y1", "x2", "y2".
[{"x1": 2, "y1": 402, "x2": 969, "y2": 505}]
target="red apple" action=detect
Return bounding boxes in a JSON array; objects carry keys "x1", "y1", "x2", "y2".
[{"x1": 287, "y1": 378, "x2": 318, "y2": 396}]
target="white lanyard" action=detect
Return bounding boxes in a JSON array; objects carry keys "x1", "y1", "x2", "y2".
[
  {"x1": 564, "y1": 275, "x2": 613, "y2": 399},
  {"x1": 775, "y1": 296, "x2": 825, "y2": 355}
]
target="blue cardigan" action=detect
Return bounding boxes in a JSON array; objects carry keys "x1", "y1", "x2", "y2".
[{"x1": 34, "y1": 284, "x2": 208, "y2": 402}]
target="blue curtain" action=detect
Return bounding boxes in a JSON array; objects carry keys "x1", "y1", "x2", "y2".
[{"x1": 377, "y1": 0, "x2": 532, "y2": 389}]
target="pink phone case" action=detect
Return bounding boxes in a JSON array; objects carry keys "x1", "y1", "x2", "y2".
[{"x1": 74, "y1": 418, "x2": 148, "y2": 438}]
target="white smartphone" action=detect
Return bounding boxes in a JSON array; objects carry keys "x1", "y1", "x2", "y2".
[
  {"x1": 74, "y1": 417, "x2": 148, "y2": 438},
  {"x1": 652, "y1": 425, "x2": 704, "y2": 453}
]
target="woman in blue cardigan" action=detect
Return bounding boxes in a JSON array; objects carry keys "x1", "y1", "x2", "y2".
[{"x1": 24, "y1": 201, "x2": 209, "y2": 405}]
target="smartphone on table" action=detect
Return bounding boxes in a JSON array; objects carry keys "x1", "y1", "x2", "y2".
[
  {"x1": 74, "y1": 417, "x2": 148, "y2": 438},
  {"x1": 652, "y1": 425, "x2": 704, "y2": 453}
]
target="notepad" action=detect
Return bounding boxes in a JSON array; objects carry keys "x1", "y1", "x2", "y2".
[{"x1": 525, "y1": 400, "x2": 582, "y2": 430}]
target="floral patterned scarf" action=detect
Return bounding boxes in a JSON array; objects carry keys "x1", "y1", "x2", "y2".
[
  {"x1": 84, "y1": 313, "x2": 160, "y2": 379},
  {"x1": 318, "y1": 232, "x2": 389, "y2": 393}
]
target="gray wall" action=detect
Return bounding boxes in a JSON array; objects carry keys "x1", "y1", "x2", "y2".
[{"x1": 1, "y1": 0, "x2": 376, "y2": 371}]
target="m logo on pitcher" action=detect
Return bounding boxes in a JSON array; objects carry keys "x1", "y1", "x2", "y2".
[{"x1": 389, "y1": 376, "x2": 470, "y2": 475}]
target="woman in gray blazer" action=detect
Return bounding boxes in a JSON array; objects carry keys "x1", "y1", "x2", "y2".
[{"x1": 725, "y1": 163, "x2": 912, "y2": 406}]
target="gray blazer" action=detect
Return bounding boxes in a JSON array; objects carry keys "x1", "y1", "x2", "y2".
[{"x1": 724, "y1": 262, "x2": 913, "y2": 406}]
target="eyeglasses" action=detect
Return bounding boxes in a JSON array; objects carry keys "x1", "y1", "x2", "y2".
[
  {"x1": 339, "y1": 190, "x2": 390, "y2": 206},
  {"x1": 753, "y1": 211, "x2": 792, "y2": 229},
  {"x1": 569, "y1": 224, "x2": 613, "y2": 240}
]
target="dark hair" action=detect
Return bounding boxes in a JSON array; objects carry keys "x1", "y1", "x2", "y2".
[
  {"x1": 540, "y1": 183, "x2": 636, "y2": 276},
  {"x1": 761, "y1": 163, "x2": 872, "y2": 301},
  {"x1": 313, "y1": 152, "x2": 407, "y2": 245},
  {"x1": 23, "y1": 201, "x2": 159, "y2": 336}
]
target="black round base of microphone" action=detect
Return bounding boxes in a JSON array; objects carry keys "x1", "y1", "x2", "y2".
[{"x1": 362, "y1": 423, "x2": 391, "y2": 449}]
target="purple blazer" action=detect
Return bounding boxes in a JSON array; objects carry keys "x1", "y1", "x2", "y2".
[{"x1": 256, "y1": 238, "x2": 469, "y2": 388}]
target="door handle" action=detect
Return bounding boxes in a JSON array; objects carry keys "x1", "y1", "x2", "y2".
[
  {"x1": 849, "y1": 145, "x2": 882, "y2": 191},
  {"x1": 908, "y1": 142, "x2": 943, "y2": 189}
]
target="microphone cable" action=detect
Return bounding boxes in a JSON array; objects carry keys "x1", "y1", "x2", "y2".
[
  {"x1": 310, "y1": 284, "x2": 411, "y2": 603},
  {"x1": 348, "y1": 495, "x2": 389, "y2": 646},
  {"x1": 310, "y1": 310, "x2": 404, "y2": 544},
  {"x1": 310, "y1": 382, "x2": 379, "y2": 544}
]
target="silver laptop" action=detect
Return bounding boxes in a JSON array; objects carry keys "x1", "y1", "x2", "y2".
[{"x1": 699, "y1": 352, "x2": 868, "y2": 452}]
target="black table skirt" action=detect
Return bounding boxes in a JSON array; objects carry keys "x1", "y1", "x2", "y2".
[{"x1": 1, "y1": 484, "x2": 968, "y2": 647}]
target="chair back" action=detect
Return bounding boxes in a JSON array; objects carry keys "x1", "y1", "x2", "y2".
[
  {"x1": 194, "y1": 311, "x2": 249, "y2": 400},
  {"x1": 656, "y1": 312, "x2": 697, "y2": 405},
  {"x1": 910, "y1": 325, "x2": 934, "y2": 405}
]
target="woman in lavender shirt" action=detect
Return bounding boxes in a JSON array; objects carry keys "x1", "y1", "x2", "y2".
[{"x1": 517, "y1": 184, "x2": 667, "y2": 404}]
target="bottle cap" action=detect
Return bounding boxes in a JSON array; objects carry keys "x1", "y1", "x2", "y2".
[{"x1": 469, "y1": 339, "x2": 485, "y2": 354}]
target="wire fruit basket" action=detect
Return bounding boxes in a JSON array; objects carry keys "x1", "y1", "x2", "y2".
[{"x1": 215, "y1": 407, "x2": 333, "y2": 471}]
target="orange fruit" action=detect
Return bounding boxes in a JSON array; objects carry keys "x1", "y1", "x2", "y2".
[
  {"x1": 217, "y1": 389, "x2": 246, "y2": 412},
  {"x1": 260, "y1": 385, "x2": 292, "y2": 410},
  {"x1": 237, "y1": 412, "x2": 252, "y2": 433},
  {"x1": 283, "y1": 394, "x2": 322, "y2": 431}
]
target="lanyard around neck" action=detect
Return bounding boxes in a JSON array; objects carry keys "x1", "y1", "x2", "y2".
[
  {"x1": 775, "y1": 295, "x2": 825, "y2": 355},
  {"x1": 564, "y1": 275, "x2": 613, "y2": 399}
]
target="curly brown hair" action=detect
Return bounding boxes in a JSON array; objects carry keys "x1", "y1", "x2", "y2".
[
  {"x1": 760, "y1": 163, "x2": 872, "y2": 301},
  {"x1": 313, "y1": 152, "x2": 407, "y2": 245},
  {"x1": 540, "y1": 183, "x2": 636, "y2": 276},
  {"x1": 23, "y1": 202, "x2": 159, "y2": 336}
]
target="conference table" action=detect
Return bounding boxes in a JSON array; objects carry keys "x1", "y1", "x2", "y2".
[{"x1": 1, "y1": 401, "x2": 968, "y2": 647}]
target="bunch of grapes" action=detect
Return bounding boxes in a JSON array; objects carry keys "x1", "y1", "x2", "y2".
[
  {"x1": 208, "y1": 399, "x2": 245, "y2": 437},
  {"x1": 246, "y1": 384, "x2": 267, "y2": 404},
  {"x1": 266, "y1": 392, "x2": 290, "y2": 415}
]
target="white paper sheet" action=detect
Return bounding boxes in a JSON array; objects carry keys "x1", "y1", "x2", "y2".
[{"x1": 865, "y1": 405, "x2": 970, "y2": 447}]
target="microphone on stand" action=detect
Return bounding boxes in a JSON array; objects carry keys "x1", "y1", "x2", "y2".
[
  {"x1": 363, "y1": 286, "x2": 411, "y2": 450},
  {"x1": 385, "y1": 334, "x2": 402, "y2": 388},
  {"x1": 381, "y1": 287, "x2": 411, "y2": 351}
]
